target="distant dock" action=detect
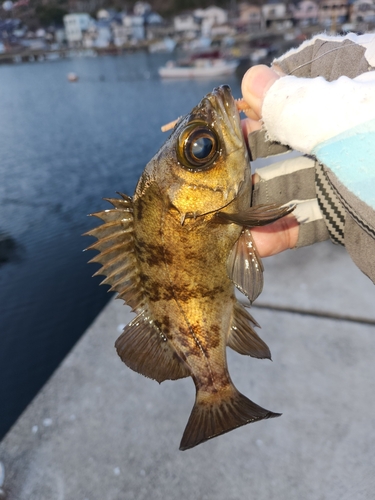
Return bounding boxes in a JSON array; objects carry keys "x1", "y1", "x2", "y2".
[{"x1": 0, "y1": 42, "x2": 152, "y2": 65}]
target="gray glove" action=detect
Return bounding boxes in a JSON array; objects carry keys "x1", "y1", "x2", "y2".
[{"x1": 249, "y1": 130, "x2": 345, "y2": 248}]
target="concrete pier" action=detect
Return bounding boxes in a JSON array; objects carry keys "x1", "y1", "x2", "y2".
[{"x1": 1, "y1": 240, "x2": 375, "y2": 500}]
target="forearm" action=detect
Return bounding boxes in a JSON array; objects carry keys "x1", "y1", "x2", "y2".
[
  {"x1": 244, "y1": 34, "x2": 375, "y2": 283},
  {"x1": 262, "y1": 72, "x2": 375, "y2": 154},
  {"x1": 273, "y1": 33, "x2": 375, "y2": 80}
]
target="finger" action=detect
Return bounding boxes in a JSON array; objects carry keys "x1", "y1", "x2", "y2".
[
  {"x1": 252, "y1": 172, "x2": 260, "y2": 184},
  {"x1": 242, "y1": 107, "x2": 260, "y2": 121},
  {"x1": 241, "y1": 117, "x2": 262, "y2": 138},
  {"x1": 251, "y1": 215, "x2": 299, "y2": 257},
  {"x1": 241, "y1": 65, "x2": 281, "y2": 119}
]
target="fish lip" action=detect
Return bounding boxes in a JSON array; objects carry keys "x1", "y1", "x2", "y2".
[
  {"x1": 183, "y1": 84, "x2": 243, "y2": 153},
  {"x1": 207, "y1": 85, "x2": 243, "y2": 146}
]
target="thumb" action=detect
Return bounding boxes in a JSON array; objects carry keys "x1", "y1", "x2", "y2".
[{"x1": 241, "y1": 65, "x2": 281, "y2": 120}]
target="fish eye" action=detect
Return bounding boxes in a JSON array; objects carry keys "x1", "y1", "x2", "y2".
[{"x1": 177, "y1": 122, "x2": 219, "y2": 171}]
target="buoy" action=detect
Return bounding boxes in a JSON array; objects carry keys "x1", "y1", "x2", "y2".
[{"x1": 67, "y1": 72, "x2": 78, "y2": 82}]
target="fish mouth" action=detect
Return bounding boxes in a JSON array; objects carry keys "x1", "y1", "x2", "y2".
[
  {"x1": 210, "y1": 85, "x2": 243, "y2": 141},
  {"x1": 190, "y1": 85, "x2": 244, "y2": 152}
]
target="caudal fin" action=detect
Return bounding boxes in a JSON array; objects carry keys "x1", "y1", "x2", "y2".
[{"x1": 179, "y1": 389, "x2": 280, "y2": 451}]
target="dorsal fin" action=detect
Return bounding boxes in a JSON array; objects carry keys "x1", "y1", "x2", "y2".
[
  {"x1": 228, "y1": 301, "x2": 271, "y2": 359},
  {"x1": 85, "y1": 193, "x2": 191, "y2": 383},
  {"x1": 84, "y1": 193, "x2": 144, "y2": 313},
  {"x1": 227, "y1": 228, "x2": 264, "y2": 303}
]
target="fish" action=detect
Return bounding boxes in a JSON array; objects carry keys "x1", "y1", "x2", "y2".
[{"x1": 85, "y1": 85, "x2": 293, "y2": 450}]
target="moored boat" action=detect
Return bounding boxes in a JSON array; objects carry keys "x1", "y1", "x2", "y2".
[{"x1": 158, "y1": 58, "x2": 239, "y2": 79}]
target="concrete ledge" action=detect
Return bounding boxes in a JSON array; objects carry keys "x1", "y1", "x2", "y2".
[{"x1": 1, "y1": 241, "x2": 375, "y2": 499}]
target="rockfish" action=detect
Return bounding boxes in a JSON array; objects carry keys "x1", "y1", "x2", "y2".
[{"x1": 86, "y1": 85, "x2": 292, "y2": 450}]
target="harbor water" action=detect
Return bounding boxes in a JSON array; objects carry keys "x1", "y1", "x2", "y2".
[{"x1": 0, "y1": 51, "x2": 244, "y2": 439}]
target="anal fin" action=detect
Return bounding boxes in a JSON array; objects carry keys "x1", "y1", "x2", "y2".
[
  {"x1": 228, "y1": 301, "x2": 271, "y2": 359},
  {"x1": 115, "y1": 311, "x2": 191, "y2": 383},
  {"x1": 179, "y1": 387, "x2": 280, "y2": 450}
]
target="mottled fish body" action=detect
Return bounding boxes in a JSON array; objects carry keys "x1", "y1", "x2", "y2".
[{"x1": 86, "y1": 85, "x2": 292, "y2": 450}]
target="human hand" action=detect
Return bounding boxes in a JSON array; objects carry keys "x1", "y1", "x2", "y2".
[
  {"x1": 240, "y1": 65, "x2": 299, "y2": 258},
  {"x1": 240, "y1": 65, "x2": 281, "y2": 136},
  {"x1": 251, "y1": 213, "x2": 299, "y2": 258}
]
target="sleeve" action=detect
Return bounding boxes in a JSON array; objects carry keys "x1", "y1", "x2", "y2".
[
  {"x1": 273, "y1": 32, "x2": 375, "y2": 79},
  {"x1": 261, "y1": 32, "x2": 375, "y2": 151},
  {"x1": 249, "y1": 34, "x2": 375, "y2": 283},
  {"x1": 262, "y1": 71, "x2": 375, "y2": 154}
]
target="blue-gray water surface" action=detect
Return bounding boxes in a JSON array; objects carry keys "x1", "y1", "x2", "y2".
[{"x1": 0, "y1": 51, "x2": 243, "y2": 439}]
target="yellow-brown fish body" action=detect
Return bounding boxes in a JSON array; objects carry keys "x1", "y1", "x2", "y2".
[{"x1": 86, "y1": 85, "x2": 292, "y2": 450}]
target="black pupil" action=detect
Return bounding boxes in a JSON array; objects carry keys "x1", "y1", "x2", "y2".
[{"x1": 191, "y1": 136, "x2": 213, "y2": 159}]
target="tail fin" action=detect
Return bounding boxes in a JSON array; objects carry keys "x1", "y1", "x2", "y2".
[{"x1": 179, "y1": 388, "x2": 280, "y2": 451}]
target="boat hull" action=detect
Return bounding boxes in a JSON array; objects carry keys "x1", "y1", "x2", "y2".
[{"x1": 158, "y1": 60, "x2": 239, "y2": 79}]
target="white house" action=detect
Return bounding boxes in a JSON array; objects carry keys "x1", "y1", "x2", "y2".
[
  {"x1": 291, "y1": 0, "x2": 319, "y2": 25},
  {"x1": 121, "y1": 14, "x2": 145, "y2": 41},
  {"x1": 112, "y1": 21, "x2": 129, "y2": 46},
  {"x1": 94, "y1": 23, "x2": 112, "y2": 47},
  {"x1": 237, "y1": 3, "x2": 262, "y2": 28},
  {"x1": 133, "y1": 1, "x2": 151, "y2": 16},
  {"x1": 174, "y1": 12, "x2": 200, "y2": 35},
  {"x1": 82, "y1": 24, "x2": 96, "y2": 48},
  {"x1": 262, "y1": 1, "x2": 287, "y2": 20},
  {"x1": 194, "y1": 6, "x2": 228, "y2": 25},
  {"x1": 318, "y1": 0, "x2": 349, "y2": 26},
  {"x1": 64, "y1": 13, "x2": 92, "y2": 45},
  {"x1": 350, "y1": 0, "x2": 375, "y2": 23},
  {"x1": 262, "y1": 1, "x2": 293, "y2": 29},
  {"x1": 130, "y1": 15, "x2": 145, "y2": 40},
  {"x1": 194, "y1": 6, "x2": 228, "y2": 36}
]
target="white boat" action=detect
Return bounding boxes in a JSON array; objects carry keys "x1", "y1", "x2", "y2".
[
  {"x1": 158, "y1": 58, "x2": 239, "y2": 79},
  {"x1": 250, "y1": 48, "x2": 269, "y2": 63}
]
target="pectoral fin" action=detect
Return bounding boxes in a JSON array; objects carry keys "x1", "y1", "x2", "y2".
[
  {"x1": 115, "y1": 311, "x2": 191, "y2": 383},
  {"x1": 228, "y1": 301, "x2": 271, "y2": 359},
  {"x1": 216, "y1": 203, "x2": 295, "y2": 226},
  {"x1": 227, "y1": 228, "x2": 263, "y2": 303}
]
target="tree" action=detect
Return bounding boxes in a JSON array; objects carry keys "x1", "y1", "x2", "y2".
[{"x1": 35, "y1": 5, "x2": 68, "y2": 27}]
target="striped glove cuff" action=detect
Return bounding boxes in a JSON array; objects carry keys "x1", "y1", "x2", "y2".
[{"x1": 252, "y1": 155, "x2": 345, "y2": 248}]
